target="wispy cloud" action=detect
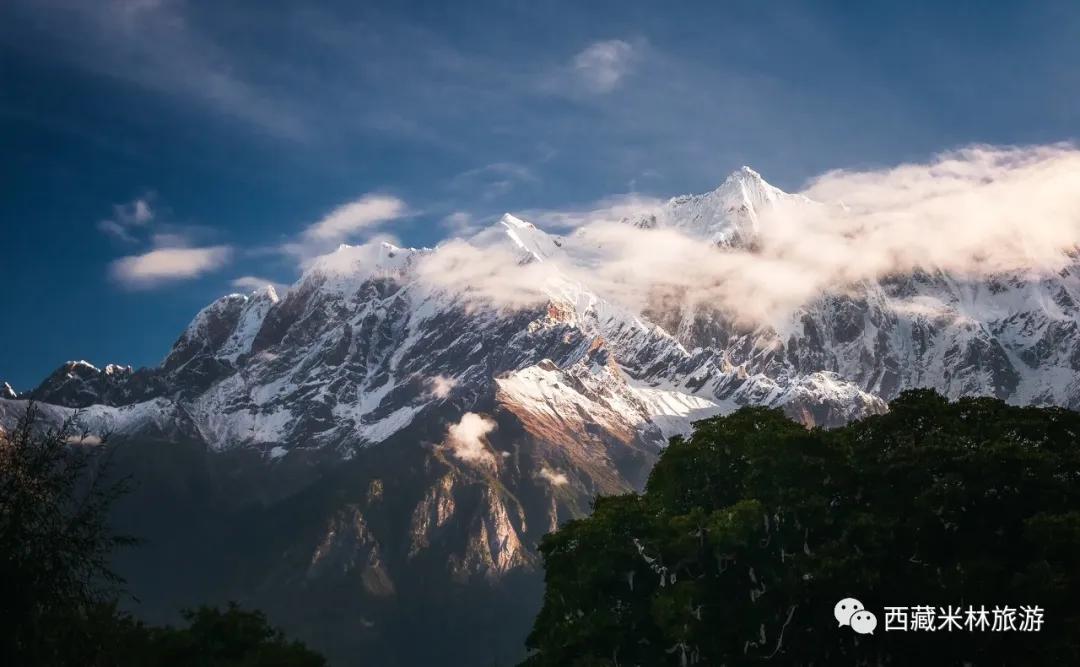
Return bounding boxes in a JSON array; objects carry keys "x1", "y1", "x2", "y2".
[
  {"x1": 409, "y1": 143, "x2": 1080, "y2": 327},
  {"x1": 6, "y1": 0, "x2": 305, "y2": 138},
  {"x1": 441, "y1": 211, "x2": 477, "y2": 235},
  {"x1": 447, "y1": 162, "x2": 538, "y2": 201},
  {"x1": 521, "y1": 193, "x2": 664, "y2": 230},
  {"x1": 412, "y1": 237, "x2": 554, "y2": 308},
  {"x1": 230, "y1": 275, "x2": 285, "y2": 293},
  {"x1": 539, "y1": 466, "x2": 569, "y2": 486},
  {"x1": 111, "y1": 245, "x2": 232, "y2": 288},
  {"x1": 571, "y1": 40, "x2": 637, "y2": 93},
  {"x1": 535, "y1": 38, "x2": 644, "y2": 100},
  {"x1": 275, "y1": 194, "x2": 410, "y2": 266},
  {"x1": 4, "y1": 2, "x2": 868, "y2": 191},
  {"x1": 301, "y1": 194, "x2": 408, "y2": 243},
  {"x1": 425, "y1": 375, "x2": 458, "y2": 399},
  {"x1": 97, "y1": 191, "x2": 233, "y2": 288},
  {"x1": 97, "y1": 194, "x2": 156, "y2": 242}
]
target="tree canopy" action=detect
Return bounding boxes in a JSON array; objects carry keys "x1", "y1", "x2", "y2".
[
  {"x1": 81, "y1": 602, "x2": 327, "y2": 666},
  {"x1": 0, "y1": 404, "x2": 136, "y2": 663},
  {"x1": 522, "y1": 390, "x2": 1080, "y2": 665},
  {"x1": 0, "y1": 404, "x2": 325, "y2": 666}
]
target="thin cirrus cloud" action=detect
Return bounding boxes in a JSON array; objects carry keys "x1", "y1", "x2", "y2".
[
  {"x1": 447, "y1": 162, "x2": 538, "y2": 201},
  {"x1": 4, "y1": 0, "x2": 305, "y2": 139},
  {"x1": 571, "y1": 39, "x2": 638, "y2": 94},
  {"x1": 97, "y1": 194, "x2": 155, "y2": 243},
  {"x1": 110, "y1": 245, "x2": 232, "y2": 289}
]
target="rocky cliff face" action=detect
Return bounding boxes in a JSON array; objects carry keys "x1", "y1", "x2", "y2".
[{"x1": 3, "y1": 167, "x2": 1078, "y2": 665}]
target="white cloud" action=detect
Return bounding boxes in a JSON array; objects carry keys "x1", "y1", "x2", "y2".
[
  {"x1": 302, "y1": 194, "x2": 407, "y2": 242},
  {"x1": 111, "y1": 245, "x2": 231, "y2": 288},
  {"x1": 585, "y1": 144, "x2": 1080, "y2": 324},
  {"x1": 413, "y1": 238, "x2": 553, "y2": 308},
  {"x1": 444, "y1": 412, "x2": 497, "y2": 466},
  {"x1": 407, "y1": 143, "x2": 1080, "y2": 328},
  {"x1": 572, "y1": 40, "x2": 636, "y2": 93},
  {"x1": 277, "y1": 195, "x2": 410, "y2": 267},
  {"x1": 539, "y1": 466, "x2": 569, "y2": 486},
  {"x1": 426, "y1": 375, "x2": 458, "y2": 399},
  {"x1": 230, "y1": 275, "x2": 284, "y2": 292},
  {"x1": 97, "y1": 192, "x2": 237, "y2": 289}
]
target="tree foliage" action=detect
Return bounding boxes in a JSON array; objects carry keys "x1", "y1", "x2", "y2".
[
  {"x1": 80, "y1": 602, "x2": 327, "y2": 666},
  {"x1": 0, "y1": 404, "x2": 325, "y2": 666},
  {"x1": 521, "y1": 390, "x2": 1080, "y2": 665},
  {"x1": 0, "y1": 403, "x2": 136, "y2": 663}
]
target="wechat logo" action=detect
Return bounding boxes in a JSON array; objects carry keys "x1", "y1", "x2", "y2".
[{"x1": 835, "y1": 597, "x2": 878, "y2": 635}]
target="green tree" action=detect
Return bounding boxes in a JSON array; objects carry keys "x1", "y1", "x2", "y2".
[
  {"x1": 99, "y1": 603, "x2": 327, "y2": 667},
  {"x1": 522, "y1": 390, "x2": 1080, "y2": 665},
  {"x1": 0, "y1": 404, "x2": 136, "y2": 664},
  {"x1": 0, "y1": 404, "x2": 325, "y2": 666}
]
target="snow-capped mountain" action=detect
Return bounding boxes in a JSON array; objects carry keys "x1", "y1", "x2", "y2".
[
  {"x1": 3, "y1": 166, "x2": 1078, "y2": 665},
  {"x1": 6, "y1": 185, "x2": 884, "y2": 450},
  {"x1": 629, "y1": 166, "x2": 810, "y2": 246}
]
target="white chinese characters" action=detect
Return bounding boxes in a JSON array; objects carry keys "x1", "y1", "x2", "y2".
[{"x1": 881, "y1": 605, "x2": 1044, "y2": 632}]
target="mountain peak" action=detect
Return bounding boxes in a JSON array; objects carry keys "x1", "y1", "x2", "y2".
[
  {"x1": 303, "y1": 241, "x2": 425, "y2": 293},
  {"x1": 467, "y1": 213, "x2": 566, "y2": 264},
  {"x1": 26, "y1": 359, "x2": 146, "y2": 408},
  {"x1": 625, "y1": 167, "x2": 789, "y2": 245},
  {"x1": 245, "y1": 283, "x2": 280, "y2": 303},
  {"x1": 499, "y1": 213, "x2": 535, "y2": 230},
  {"x1": 262, "y1": 284, "x2": 280, "y2": 302},
  {"x1": 67, "y1": 359, "x2": 100, "y2": 373},
  {"x1": 713, "y1": 165, "x2": 783, "y2": 204},
  {"x1": 732, "y1": 165, "x2": 763, "y2": 180}
]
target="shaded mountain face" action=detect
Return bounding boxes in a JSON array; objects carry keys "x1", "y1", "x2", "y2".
[{"x1": 3, "y1": 167, "x2": 1079, "y2": 665}]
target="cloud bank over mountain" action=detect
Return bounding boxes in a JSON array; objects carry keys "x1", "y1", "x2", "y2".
[{"x1": 403, "y1": 144, "x2": 1080, "y2": 326}]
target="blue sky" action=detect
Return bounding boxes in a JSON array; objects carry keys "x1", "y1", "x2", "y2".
[{"x1": 2, "y1": 0, "x2": 1079, "y2": 389}]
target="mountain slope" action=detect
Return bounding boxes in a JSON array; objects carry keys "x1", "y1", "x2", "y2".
[{"x1": 3, "y1": 166, "x2": 1078, "y2": 665}]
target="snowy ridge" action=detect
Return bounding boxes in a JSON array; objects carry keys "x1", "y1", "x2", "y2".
[
  {"x1": 164, "y1": 286, "x2": 280, "y2": 370},
  {"x1": 7, "y1": 166, "x2": 1080, "y2": 460},
  {"x1": 301, "y1": 242, "x2": 428, "y2": 295},
  {"x1": 491, "y1": 213, "x2": 567, "y2": 263},
  {"x1": 625, "y1": 166, "x2": 812, "y2": 246},
  {"x1": 0, "y1": 397, "x2": 191, "y2": 442}
]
